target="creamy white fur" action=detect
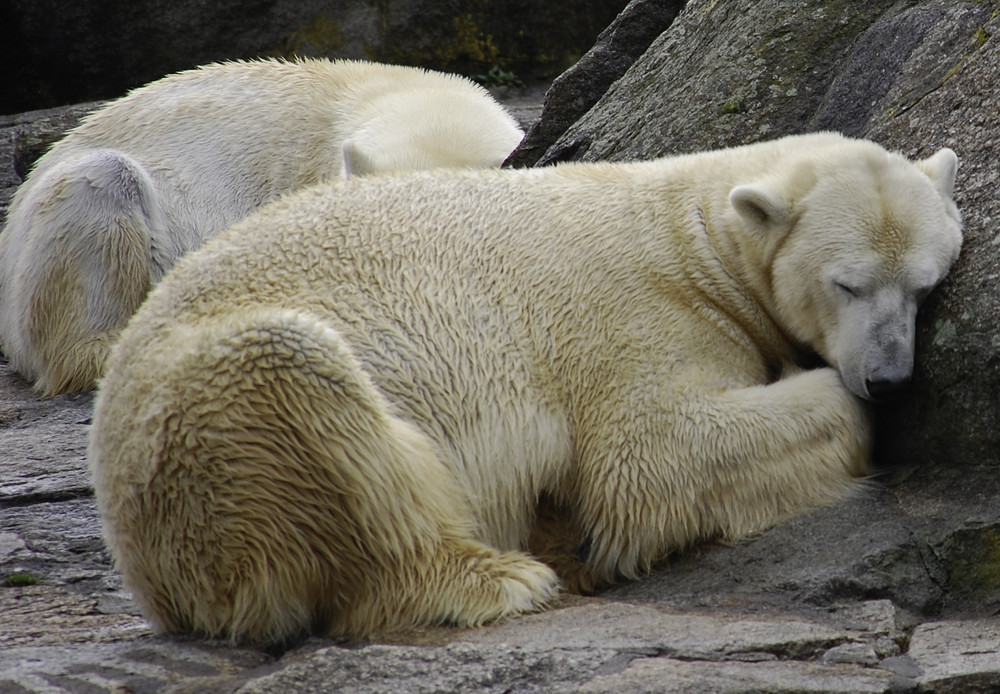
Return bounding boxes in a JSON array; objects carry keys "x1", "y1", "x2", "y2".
[
  {"x1": 0, "y1": 58, "x2": 523, "y2": 395},
  {"x1": 89, "y1": 132, "x2": 962, "y2": 645}
]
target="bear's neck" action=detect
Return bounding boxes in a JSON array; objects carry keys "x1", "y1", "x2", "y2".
[{"x1": 689, "y1": 186, "x2": 807, "y2": 371}]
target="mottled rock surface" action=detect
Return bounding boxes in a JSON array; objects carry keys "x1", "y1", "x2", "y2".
[{"x1": 504, "y1": 0, "x2": 686, "y2": 168}]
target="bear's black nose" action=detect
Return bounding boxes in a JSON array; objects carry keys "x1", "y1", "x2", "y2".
[{"x1": 865, "y1": 377, "x2": 912, "y2": 401}]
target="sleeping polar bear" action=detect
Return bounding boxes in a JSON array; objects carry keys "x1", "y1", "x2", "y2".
[
  {"x1": 89, "y1": 132, "x2": 962, "y2": 646},
  {"x1": 0, "y1": 58, "x2": 523, "y2": 395}
]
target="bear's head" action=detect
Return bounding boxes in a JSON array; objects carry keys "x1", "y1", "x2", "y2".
[{"x1": 730, "y1": 142, "x2": 963, "y2": 401}]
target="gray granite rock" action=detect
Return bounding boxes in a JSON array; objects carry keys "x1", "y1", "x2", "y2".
[
  {"x1": 907, "y1": 619, "x2": 1000, "y2": 692},
  {"x1": 504, "y1": 0, "x2": 686, "y2": 168},
  {"x1": 0, "y1": 103, "x2": 102, "y2": 219}
]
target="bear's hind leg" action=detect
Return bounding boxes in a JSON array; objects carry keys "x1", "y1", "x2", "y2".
[
  {"x1": 96, "y1": 310, "x2": 557, "y2": 645},
  {"x1": 343, "y1": 521, "x2": 561, "y2": 637},
  {"x1": 21, "y1": 150, "x2": 158, "y2": 394}
]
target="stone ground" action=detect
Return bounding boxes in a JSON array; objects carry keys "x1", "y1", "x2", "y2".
[{"x1": 2, "y1": 86, "x2": 1000, "y2": 693}]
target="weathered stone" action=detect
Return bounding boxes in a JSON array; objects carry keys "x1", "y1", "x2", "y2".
[
  {"x1": 879, "y1": 654, "x2": 922, "y2": 680},
  {"x1": 456, "y1": 602, "x2": 853, "y2": 659},
  {"x1": 603, "y1": 487, "x2": 943, "y2": 617},
  {"x1": 0, "y1": 103, "x2": 102, "y2": 219},
  {"x1": 822, "y1": 643, "x2": 880, "y2": 667},
  {"x1": 0, "y1": 585, "x2": 143, "y2": 648},
  {"x1": 9, "y1": 102, "x2": 104, "y2": 181},
  {"x1": 538, "y1": 0, "x2": 995, "y2": 163},
  {"x1": 505, "y1": 0, "x2": 686, "y2": 168},
  {"x1": 537, "y1": 0, "x2": 888, "y2": 161},
  {"x1": 809, "y1": 4, "x2": 989, "y2": 137},
  {"x1": 1, "y1": 636, "x2": 272, "y2": 693},
  {"x1": 908, "y1": 619, "x2": 1000, "y2": 691},
  {"x1": 232, "y1": 642, "x2": 615, "y2": 694},
  {"x1": 207, "y1": 601, "x2": 909, "y2": 693},
  {"x1": 579, "y1": 658, "x2": 895, "y2": 694}
]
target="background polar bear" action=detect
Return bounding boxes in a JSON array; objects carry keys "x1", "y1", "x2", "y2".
[
  {"x1": 0, "y1": 58, "x2": 524, "y2": 395},
  {"x1": 89, "y1": 132, "x2": 962, "y2": 646}
]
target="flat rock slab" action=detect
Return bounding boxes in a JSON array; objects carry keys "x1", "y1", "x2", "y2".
[
  {"x1": 907, "y1": 619, "x2": 1000, "y2": 691},
  {"x1": 581, "y1": 659, "x2": 895, "y2": 694},
  {"x1": 0, "y1": 596, "x2": 907, "y2": 693},
  {"x1": 2, "y1": 638, "x2": 271, "y2": 693}
]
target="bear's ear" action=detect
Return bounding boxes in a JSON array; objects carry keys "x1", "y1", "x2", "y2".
[
  {"x1": 342, "y1": 140, "x2": 376, "y2": 179},
  {"x1": 915, "y1": 148, "x2": 958, "y2": 200},
  {"x1": 729, "y1": 184, "x2": 791, "y2": 232}
]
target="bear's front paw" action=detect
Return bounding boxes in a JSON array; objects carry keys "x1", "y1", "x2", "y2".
[
  {"x1": 432, "y1": 542, "x2": 561, "y2": 628},
  {"x1": 784, "y1": 366, "x2": 861, "y2": 405},
  {"x1": 496, "y1": 554, "x2": 561, "y2": 616}
]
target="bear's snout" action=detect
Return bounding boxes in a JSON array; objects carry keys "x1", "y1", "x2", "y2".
[{"x1": 865, "y1": 373, "x2": 912, "y2": 401}]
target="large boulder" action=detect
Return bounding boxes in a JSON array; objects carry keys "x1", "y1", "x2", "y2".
[
  {"x1": 2, "y1": 0, "x2": 625, "y2": 115},
  {"x1": 504, "y1": 0, "x2": 686, "y2": 168}
]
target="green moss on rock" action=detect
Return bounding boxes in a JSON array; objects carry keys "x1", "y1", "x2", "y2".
[
  {"x1": 4, "y1": 572, "x2": 40, "y2": 587},
  {"x1": 279, "y1": 14, "x2": 345, "y2": 59},
  {"x1": 945, "y1": 527, "x2": 1000, "y2": 609}
]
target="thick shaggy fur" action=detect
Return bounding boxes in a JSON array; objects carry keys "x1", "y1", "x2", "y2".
[
  {"x1": 89, "y1": 133, "x2": 962, "y2": 645},
  {"x1": 0, "y1": 58, "x2": 523, "y2": 395}
]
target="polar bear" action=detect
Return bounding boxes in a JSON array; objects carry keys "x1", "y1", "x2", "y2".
[
  {"x1": 89, "y1": 132, "x2": 962, "y2": 645},
  {"x1": 0, "y1": 59, "x2": 524, "y2": 395}
]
